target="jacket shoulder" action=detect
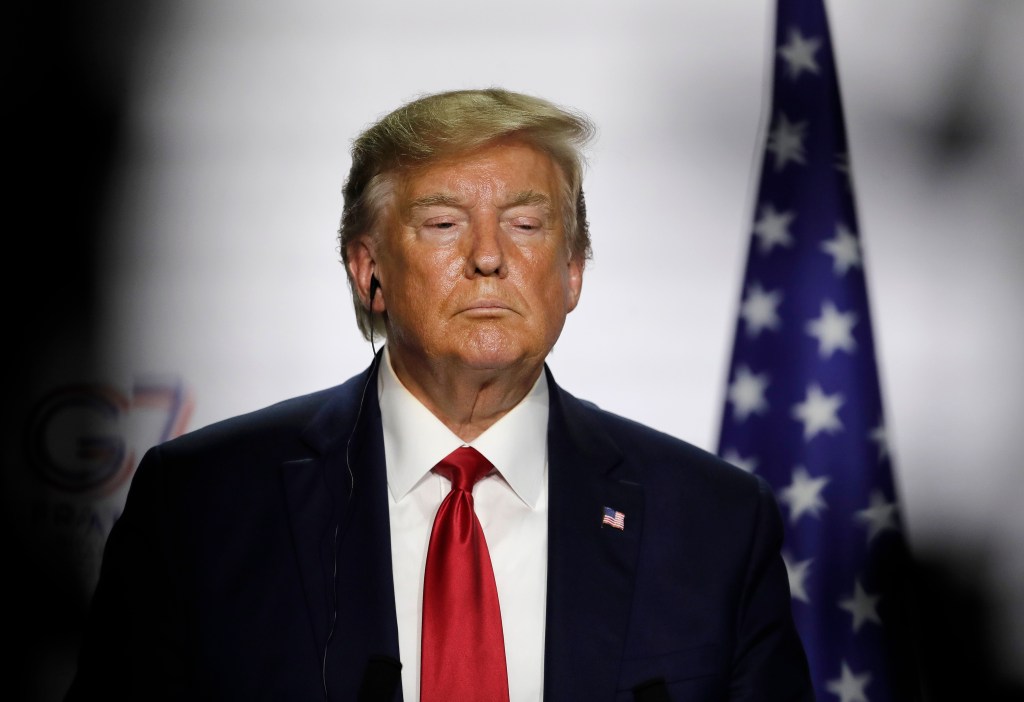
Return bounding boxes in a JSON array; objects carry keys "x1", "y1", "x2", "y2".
[
  {"x1": 156, "y1": 366, "x2": 374, "y2": 463},
  {"x1": 564, "y1": 389, "x2": 765, "y2": 500}
]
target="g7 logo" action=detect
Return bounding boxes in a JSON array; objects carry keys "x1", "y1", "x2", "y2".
[{"x1": 28, "y1": 379, "x2": 192, "y2": 497}]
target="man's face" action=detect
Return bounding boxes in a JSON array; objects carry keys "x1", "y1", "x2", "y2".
[{"x1": 365, "y1": 138, "x2": 583, "y2": 379}]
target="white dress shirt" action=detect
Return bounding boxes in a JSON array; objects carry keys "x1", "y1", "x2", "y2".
[{"x1": 379, "y1": 347, "x2": 549, "y2": 702}]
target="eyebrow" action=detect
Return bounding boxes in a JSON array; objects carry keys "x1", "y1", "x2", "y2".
[
  {"x1": 405, "y1": 190, "x2": 554, "y2": 216},
  {"x1": 502, "y1": 190, "x2": 552, "y2": 210},
  {"x1": 407, "y1": 193, "x2": 464, "y2": 210}
]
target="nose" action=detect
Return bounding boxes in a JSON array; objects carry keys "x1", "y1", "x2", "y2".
[{"x1": 465, "y1": 218, "x2": 507, "y2": 278}]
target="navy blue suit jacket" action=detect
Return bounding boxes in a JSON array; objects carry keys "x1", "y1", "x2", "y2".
[{"x1": 66, "y1": 359, "x2": 813, "y2": 701}]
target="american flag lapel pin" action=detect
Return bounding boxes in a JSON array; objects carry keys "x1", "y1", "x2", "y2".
[{"x1": 601, "y1": 506, "x2": 625, "y2": 530}]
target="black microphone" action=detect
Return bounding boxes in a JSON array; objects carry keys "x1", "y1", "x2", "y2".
[{"x1": 357, "y1": 655, "x2": 402, "y2": 702}]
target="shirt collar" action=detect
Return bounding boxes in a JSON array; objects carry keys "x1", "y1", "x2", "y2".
[{"x1": 378, "y1": 345, "x2": 549, "y2": 508}]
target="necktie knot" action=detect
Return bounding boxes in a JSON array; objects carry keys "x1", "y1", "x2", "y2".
[{"x1": 432, "y1": 446, "x2": 493, "y2": 493}]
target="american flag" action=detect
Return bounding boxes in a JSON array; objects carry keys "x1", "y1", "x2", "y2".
[
  {"x1": 601, "y1": 506, "x2": 625, "y2": 531},
  {"x1": 716, "y1": 1, "x2": 922, "y2": 700}
]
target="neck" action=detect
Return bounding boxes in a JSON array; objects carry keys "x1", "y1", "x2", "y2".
[{"x1": 387, "y1": 346, "x2": 543, "y2": 443}]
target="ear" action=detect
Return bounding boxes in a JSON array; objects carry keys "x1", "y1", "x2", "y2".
[
  {"x1": 346, "y1": 236, "x2": 386, "y2": 314},
  {"x1": 565, "y1": 255, "x2": 584, "y2": 313}
]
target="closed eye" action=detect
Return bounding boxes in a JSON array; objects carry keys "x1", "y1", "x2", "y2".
[{"x1": 510, "y1": 220, "x2": 541, "y2": 231}]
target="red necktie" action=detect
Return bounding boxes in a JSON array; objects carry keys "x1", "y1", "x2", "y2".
[{"x1": 421, "y1": 446, "x2": 510, "y2": 702}]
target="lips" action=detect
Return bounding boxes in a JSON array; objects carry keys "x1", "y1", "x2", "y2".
[
  {"x1": 466, "y1": 298, "x2": 509, "y2": 310},
  {"x1": 457, "y1": 297, "x2": 518, "y2": 317}
]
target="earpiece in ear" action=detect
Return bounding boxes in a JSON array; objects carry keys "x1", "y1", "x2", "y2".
[
  {"x1": 368, "y1": 274, "x2": 382, "y2": 356},
  {"x1": 369, "y1": 274, "x2": 381, "y2": 307}
]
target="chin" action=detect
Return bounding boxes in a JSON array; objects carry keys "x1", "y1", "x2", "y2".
[
  {"x1": 456, "y1": 328, "x2": 535, "y2": 372},
  {"x1": 457, "y1": 347, "x2": 524, "y2": 372}
]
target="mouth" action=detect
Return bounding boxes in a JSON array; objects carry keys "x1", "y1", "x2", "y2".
[{"x1": 460, "y1": 299, "x2": 514, "y2": 316}]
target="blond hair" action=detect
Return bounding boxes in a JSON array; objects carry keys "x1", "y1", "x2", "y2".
[{"x1": 338, "y1": 88, "x2": 595, "y2": 341}]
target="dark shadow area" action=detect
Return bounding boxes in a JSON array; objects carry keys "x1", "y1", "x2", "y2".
[
  {"x1": 913, "y1": 552, "x2": 1024, "y2": 702},
  {"x1": 5, "y1": 3, "x2": 157, "y2": 700}
]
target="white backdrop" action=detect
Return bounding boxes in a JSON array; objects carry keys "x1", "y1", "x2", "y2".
[{"x1": 85, "y1": 0, "x2": 1023, "y2": 687}]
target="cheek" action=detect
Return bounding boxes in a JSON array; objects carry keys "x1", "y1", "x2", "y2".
[
  {"x1": 396, "y1": 251, "x2": 464, "y2": 311},
  {"x1": 524, "y1": 251, "x2": 573, "y2": 303},
  {"x1": 436, "y1": 254, "x2": 465, "y2": 295}
]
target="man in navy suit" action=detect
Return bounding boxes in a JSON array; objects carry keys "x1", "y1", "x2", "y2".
[{"x1": 66, "y1": 88, "x2": 813, "y2": 701}]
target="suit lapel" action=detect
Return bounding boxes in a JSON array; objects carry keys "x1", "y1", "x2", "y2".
[
  {"x1": 543, "y1": 368, "x2": 645, "y2": 699},
  {"x1": 282, "y1": 356, "x2": 403, "y2": 699},
  {"x1": 281, "y1": 360, "x2": 643, "y2": 699}
]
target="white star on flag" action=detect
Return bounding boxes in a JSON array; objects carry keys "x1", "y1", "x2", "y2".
[
  {"x1": 835, "y1": 151, "x2": 850, "y2": 178},
  {"x1": 839, "y1": 580, "x2": 883, "y2": 632},
  {"x1": 826, "y1": 661, "x2": 873, "y2": 702},
  {"x1": 727, "y1": 365, "x2": 771, "y2": 422},
  {"x1": 740, "y1": 282, "x2": 783, "y2": 337},
  {"x1": 767, "y1": 112, "x2": 807, "y2": 171},
  {"x1": 722, "y1": 449, "x2": 758, "y2": 473},
  {"x1": 753, "y1": 203, "x2": 796, "y2": 254},
  {"x1": 778, "y1": 27, "x2": 822, "y2": 79},
  {"x1": 779, "y1": 466, "x2": 830, "y2": 523},
  {"x1": 821, "y1": 223, "x2": 862, "y2": 275},
  {"x1": 854, "y1": 490, "x2": 899, "y2": 543},
  {"x1": 783, "y1": 552, "x2": 814, "y2": 604},
  {"x1": 806, "y1": 300, "x2": 858, "y2": 358},
  {"x1": 792, "y1": 383, "x2": 844, "y2": 440},
  {"x1": 717, "y1": 1, "x2": 922, "y2": 696}
]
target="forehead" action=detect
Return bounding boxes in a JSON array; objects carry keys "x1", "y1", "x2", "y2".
[{"x1": 397, "y1": 139, "x2": 565, "y2": 207}]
